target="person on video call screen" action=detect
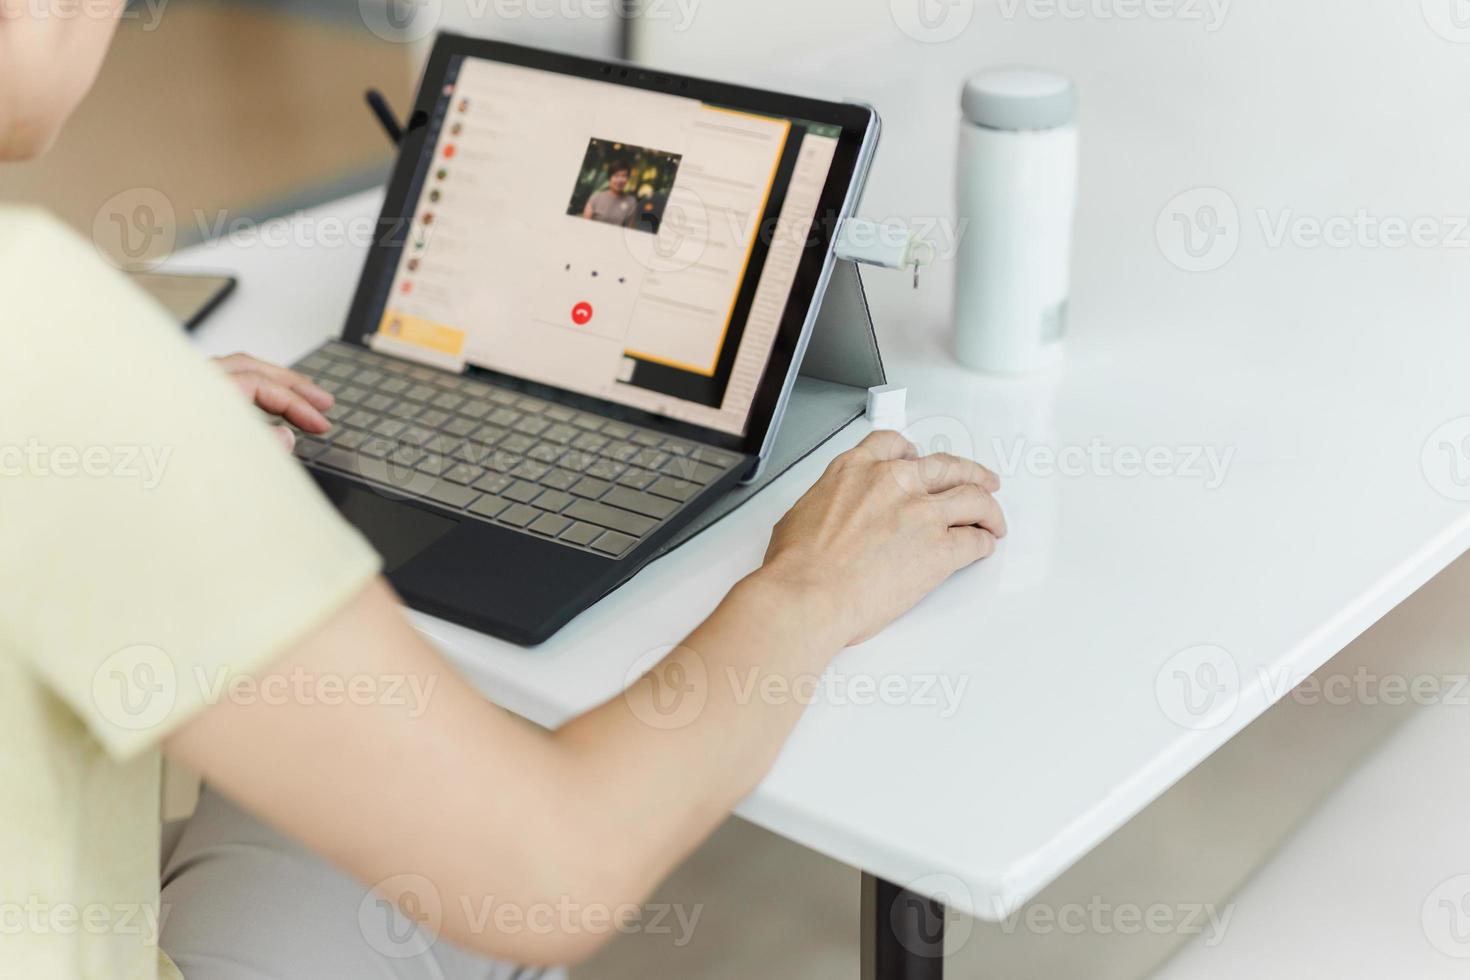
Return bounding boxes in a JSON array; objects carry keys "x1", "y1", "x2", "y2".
[{"x1": 581, "y1": 160, "x2": 639, "y2": 228}]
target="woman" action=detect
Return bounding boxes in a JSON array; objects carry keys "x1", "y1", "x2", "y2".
[{"x1": 0, "y1": 4, "x2": 1006, "y2": 978}]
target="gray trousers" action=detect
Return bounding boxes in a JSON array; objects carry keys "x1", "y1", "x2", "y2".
[{"x1": 160, "y1": 786, "x2": 566, "y2": 980}]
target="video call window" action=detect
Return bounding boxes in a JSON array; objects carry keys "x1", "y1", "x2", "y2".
[
  {"x1": 566, "y1": 138, "x2": 683, "y2": 236},
  {"x1": 373, "y1": 56, "x2": 842, "y2": 439}
]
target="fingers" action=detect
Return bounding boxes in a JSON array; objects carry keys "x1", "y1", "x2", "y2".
[
  {"x1": 218, "y1": 353, "x2": 334, "y2": 412},
  {"x1": 913, "y1": 452, "x2": 1001, "y2": 494},
  {"x1": 932, "y1": 484, "x2": 1007, "y2": 538},
  {"x1": 854, "y1": 429, "x2": 918, "y2": 463},
  {"x1": 273, "y1": 425, "x2": 296, "y2": 452},
  {"x1": 230, "y1": 372, "x2": 331, "y2": 434},
  {"x1": 948, "y1": 526, "x2": 999, "y2": 569}
]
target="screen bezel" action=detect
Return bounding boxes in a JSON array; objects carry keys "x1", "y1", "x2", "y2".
[{"x1": 339, "y1": 33, "x2": 876, "y2": 456}]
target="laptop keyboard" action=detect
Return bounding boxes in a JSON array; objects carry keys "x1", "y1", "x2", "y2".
[{"x1": 288, "y1": 341, "x2": 744, "y2": 558}]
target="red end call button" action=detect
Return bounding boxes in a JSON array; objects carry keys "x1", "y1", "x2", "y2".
[{"x1": 571, "y1": 302, "x2": 594, "y2": 326}]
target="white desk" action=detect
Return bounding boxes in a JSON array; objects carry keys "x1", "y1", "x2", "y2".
[
  {"x1": 172, "y1": 3, "x2": 1470, "y2": 955},
  {"x1": 176, "y1": 179, "x2": 1470, "y2": 923}
]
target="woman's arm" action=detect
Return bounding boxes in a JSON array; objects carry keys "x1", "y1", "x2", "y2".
[{"x1": 165, "y1": 430, "x2": 1005, "y2": 966}]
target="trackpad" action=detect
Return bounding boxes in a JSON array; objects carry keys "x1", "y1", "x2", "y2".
[{"x1": 320, "y1": 480, "x2": 458, "y2": 572}]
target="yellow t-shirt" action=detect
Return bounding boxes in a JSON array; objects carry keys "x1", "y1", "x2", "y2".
[{"x1": 0, "y1": 207, "x2": 381, "y2": 978}]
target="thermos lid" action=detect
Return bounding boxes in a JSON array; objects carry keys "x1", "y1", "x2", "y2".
[{"x1": 961, "y1": 67, "x2": 1076, "y2": 131}]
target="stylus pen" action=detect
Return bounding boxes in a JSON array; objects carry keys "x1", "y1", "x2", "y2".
[{"x1": 365, "y1": 89, "x2": 403, "y2": 146}]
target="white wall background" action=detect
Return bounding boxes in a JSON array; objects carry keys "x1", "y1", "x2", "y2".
[{"x1": 634, "y1": 0, "x2": 1470, "y2": 243}]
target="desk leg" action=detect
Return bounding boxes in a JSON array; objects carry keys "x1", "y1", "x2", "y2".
[{"x1": 860, "y1": 874, "x2": 945, "y2": 980}]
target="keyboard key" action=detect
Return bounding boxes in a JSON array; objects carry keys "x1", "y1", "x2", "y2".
[
  {"x1": 528, "y1": 513, "x2": 572, "y2": 537},
  {"x1": 572, "y1": 432, "x2": 609, "y2": 452},
  {"x1": 527, "y1": 443, "x2": 563, "y2": 464},
  {"x1": 398, "y1": 425, "x2": 435, "y2": 447},
  {"x1": 388, "y1": 444, "x2": 426, "y2": 468},
  {"x1": 543, "y1": 424, "x2": 578, "y2": 445},
  {"x1": 473, "y1": 472, "x2": 514, "y2": 495},
  {"x1": 516, "y1": 395, "x2": 548, "y2": 412},
  {"x1": 698, "y1": 449, "x2": 742, "y2": 469},
  {"x1": 603, "y1": 440, "x2": 639, "y2": 464},
  {"x1": 559, "y1": 522, "x2": 603, "y2": 547},
  {"x1": 443, "y1": 462, "x2": 484, "y2": 485},
  {"x1": 557, "y1": 450, "x2": 595, "y2": 473},
  {"x1": 433, "y1": 392, "x2": 464, "y2": 412},
  {"x1": 631, "y1": 448, "x2": 670, "y2": 470},
  {"x1": 585, "y1": 458, "x2": 624, "y2": 481},
  {"x1": 325, "y1": 362, "x2": 355, "y2": 379},
  {"x1": 443, "y1": 416, "x2": 478, "y2": 438},
  {"x1": 484, "y1": 449, "x2": 519, "y2": 473},
  {"x1": 602, "y1": 421, "x2": 634, "y2": 439},
  {"x1": 315, "y1": 446, "x2": 361, "y2": 473},
  {"x1": 415, "y1": 454, "x2": 449, "y2": 476},
  {"x1": 500, "y1": 433, "x2": 536, "y2": 454},
  {"x1": 473, "y1": 424, "x2": 508, "y2": 445},
  {"x1": 591, "y1": 531, "x2": 637, "y2": 557},
  {"x1": 545, "y1": 405, "x2": 576, "y2": 422},
  {"x1": 332, "y1": 429, "x2": 368, "y2": 451},
  {"x1": 564, "y1": 499, "x2": 656, "y2": 537},
  {"x1": 603, "y1": 486, "x2": 678, "y2": 520},
  {"x1": 649, "y1": 476, "x2": 699, "y2": 502},
  {"x1": 338, "y1": 385, "x2": 368, "y2": 405},
  {"x1": 359, "y1": 438, "x2": 393, "y2": 460},
  {"x1": 571, "y1": 413, "x2": 604, "y2": 431},
  {"x1": 425, "y1": 482, "x2": 478, "y2": 510},
  {"x1": 381, "y1": 377, "x2": 410, "y2": 396},
  {"x1": 419, "y1": 432, "x2": 461, "y2": 457},
  {"x1": 373, "y1": 419, "x2": 407, "y2": 439},
  {"x1": 632, "y1": 431, "x2": 662, "y2": 447},
  {"x1": 459, "y1": 399, "x2": 493, "y2": 420},
  {"x1": 540, "y1": 468, "x2": 578, "y2": 491},
  {"x1": 453, "y1": 441, "x2": 492, "y2": 466},
  {"x1": 512, "y1": 416, "x2": 550, "y2": 437},
  {"x1": 469, "y1": 495, "x2": 509, "y2": 520},
  {"x1": 405, "y1": 384, "x2": 436, "y2": 402},
  {"x1": 488, "y1": 389, "x2": 519, "y2": 406},
  {"x1": 533, "y1": 489, "x2": 574, "y2": 513},
  {"x1": 570, "y1": 477, "x2": 611, "y2": 499},
  {"x1": 417, "y1": 408, "x2": 451, "y2": 428},
  {"x1": 353, "y1": 369, "x2": 384, "y2": 386},
  {"x1": 294, "y1": 436, "x2": 327, "y2": 460},
  {"x1": 503, "y1": 481, "x2": 543, "y2": 504},
  {"x1": 666, "y1": 459, "x2": 723, "y2": 485},
  {"x1": 510, "y1": 461, "x2": 550, "y2": 482},
  {"x1": 345, "y1": 409, "x2": 377, "y2": 429},
  {"x1": 616, "y1": 467, "x2": 657, "y2": 490},
  {"x1": 364, "y1": 393, "x2": 396, "y2": 412},
  {"x1": 498, "y1": 503, "x2": 540, "y2": 527},
  {"x1": 488, "y1": 407, "x2": 520, "y2": 427}
]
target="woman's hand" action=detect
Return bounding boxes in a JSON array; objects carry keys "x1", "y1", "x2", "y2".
[
  {"x1": 212, "y1": 352, "x2": 334, "y2": 451},
  {"x1": 759, "y1": 429, "x2": 1007, "y2": 647}
]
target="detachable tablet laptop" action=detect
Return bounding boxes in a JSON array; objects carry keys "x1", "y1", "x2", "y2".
[{"x1": 289, "y1": 33, "x2": 880, "y2": 645}]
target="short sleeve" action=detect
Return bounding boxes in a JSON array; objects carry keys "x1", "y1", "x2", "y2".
[{"x1": 0, "y1": 207, "x2": 382, "y2": 759}]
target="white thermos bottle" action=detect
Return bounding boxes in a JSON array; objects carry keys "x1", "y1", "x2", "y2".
[{"x1": 953, "y1": 68, "x2": 1078, "y2": 374}]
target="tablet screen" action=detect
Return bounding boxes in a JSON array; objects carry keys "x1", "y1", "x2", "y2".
[{"x1": 365, "y1": 53, "x2": 852, "y2": 439}]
